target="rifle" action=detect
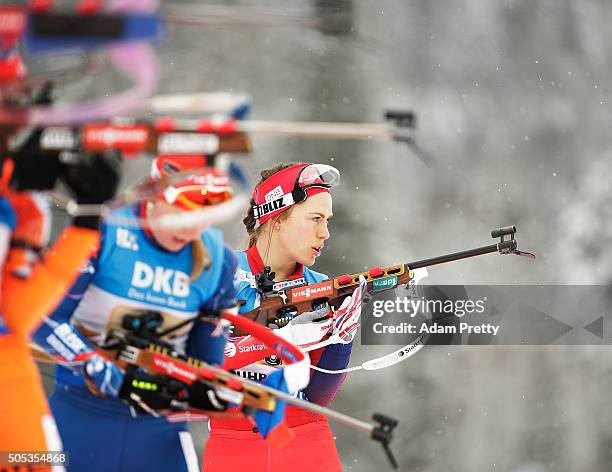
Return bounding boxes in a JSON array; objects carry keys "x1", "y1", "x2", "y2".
[
  {"x1": 34, "y1": 110, "x2": 418, "y2": 161},
  {"x1": 238, "y1": 226, "x2": 535, "y2": 333},
  {"x1": 96, "y1": 310, "x2": 400, "y2": 468}
]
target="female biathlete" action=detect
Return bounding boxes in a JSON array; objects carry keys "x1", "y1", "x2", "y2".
[
  {"x1": 29, "y1": 156, "x2": 266, "y2": 471},
  {"x1": 203, "y1": 163, "x2": 364, "y2": 471}
]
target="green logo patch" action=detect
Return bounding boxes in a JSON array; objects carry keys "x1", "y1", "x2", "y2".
[{"x1": 372, "y1": 276, "x2": 398, "y2": 292}]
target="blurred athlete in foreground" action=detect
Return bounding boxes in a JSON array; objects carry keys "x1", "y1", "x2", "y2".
[
  {"x1": 0, "y1": 131, "x2": 119, "y2": 463},
  {"x1": 32, "y1": 155, "x2": 240, "y2": 472},
  {"x1": 34, "y1": 155, "x2": 309, "y2": 472}
]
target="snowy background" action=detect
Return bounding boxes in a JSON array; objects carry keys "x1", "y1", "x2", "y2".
[{"x1": 34, "y1": 1, "x2": 612, "y2": 470}]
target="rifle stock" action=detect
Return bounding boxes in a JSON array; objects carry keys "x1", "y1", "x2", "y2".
[
  {"x1": 99, "y1": 333, "x2": 278, "y2": 412},
  {"x1": 239, "y1": 264, "x2": 412, "y2": 326},
  {"x1": 39, "y1": 123, "x2": 252, "y2": 156}
]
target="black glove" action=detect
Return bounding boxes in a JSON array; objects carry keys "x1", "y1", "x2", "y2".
[
  {"x1": 119, "y1": 370, "x2": 189, "y2": 413},
  {"x1": 61, "y1": 151, "x2": 121, "y2": 230},
  {"x1": 10, "y1": 128, "x2": 63, "y2": 191},
  {"x1": 187, "y1": 380, "x2": 229, "y2": 412}
]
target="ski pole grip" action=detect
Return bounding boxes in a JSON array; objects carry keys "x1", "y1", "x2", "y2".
[{"x1": 491, "y1": 226, "x2": 516, "y2": 238}]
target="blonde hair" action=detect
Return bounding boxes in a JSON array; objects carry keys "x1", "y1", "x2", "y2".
[
  {"x1": 190, "y1": 239, "x2": 210, "y2": 281},
  {"x1": 147, "y1": 199, "x2": 210, "y2": 282},
  {"x1": 243, "y1": 162, "x2": 303, "y2": 247}
]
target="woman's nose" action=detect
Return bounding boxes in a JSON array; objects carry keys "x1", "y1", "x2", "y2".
[{"x1": 318, "y1": 222, "x2": 330, "y2": 240}]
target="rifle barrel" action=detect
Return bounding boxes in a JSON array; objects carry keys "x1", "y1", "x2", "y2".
[
  {"x1": 146, "y1": 92, "x2": 251, "y2": 114},
  {"x1": 236, "y1": 120, "x2": 396, "y2": 140},
  {"x1": 167, "y1": 118, "x2": 398, "y2": 139},
  {"x1": 407, "y1": 243, "x2": 500, "y2": 270},
  {"x1": 237, "y1": 373, "x2": 375, "y2": 435}
]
